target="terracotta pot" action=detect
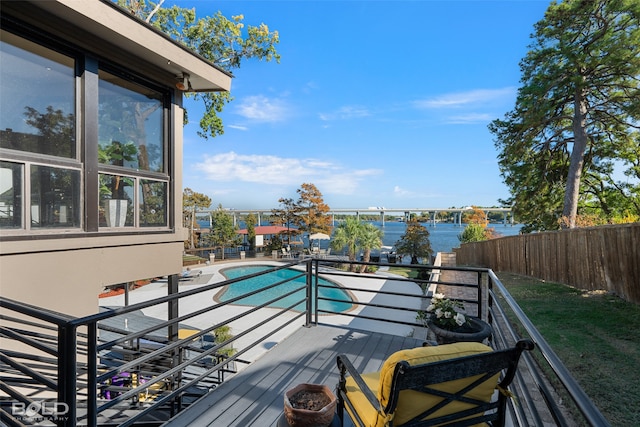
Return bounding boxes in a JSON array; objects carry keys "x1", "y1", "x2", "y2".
[
  {"x1": 427, "y1": 317, "x2": 492, "y2": 345},
  {"x1": 284, "y1": 383, "x2": 337, "y2": 427}
]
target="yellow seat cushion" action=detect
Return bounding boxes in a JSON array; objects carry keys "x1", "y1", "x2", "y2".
[
  {"x1": 344, "y1": 372, "x2": 381, "y2": 427},
  {"x1": 344, "y1": 342, "x2": 498, "y2": 427}
]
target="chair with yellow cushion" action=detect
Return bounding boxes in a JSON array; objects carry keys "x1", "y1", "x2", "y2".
[{"x1": 336, "y1": 340, "x2": 534, "y2": 427}]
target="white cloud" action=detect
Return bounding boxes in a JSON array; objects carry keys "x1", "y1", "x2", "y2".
[
  {"x1": 393, "y1": 185, "x2": 443, "y2": 200},
  {"x1": 227, "y1": 124, "x2": 249, "y2": 131},
  {"x1": 393, "y1": 185, "x2": 413, "y2": 196},
  {"x1": 319, "y1": 105, "x2": 371, "y2": 121},
  {"x1": 194, "y1": 151, "x2": 382, "y2": 196},
  {"x1": 445, "y1": 113, "x2": 495, "y2": 124},
  {"x1": 235, "y1": 95, "x2": 290, "y2": 122},
  {"x1": 413, "y1": 87, "x2": 516, "y2": 109}
]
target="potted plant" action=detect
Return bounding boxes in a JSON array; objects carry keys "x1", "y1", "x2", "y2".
[
  {"x1": 99, "y1": 141, "x2": 137, "y2": 227},
  {"x1": 417, "y1": 293, "x2": 492, "y2": 345},
  {"x1": 283, "y1": 383, "x2": 337, "y2": 427}
]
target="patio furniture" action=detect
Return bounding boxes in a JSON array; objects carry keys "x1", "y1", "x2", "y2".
[{"x1": 336, "y1": 339, "x2": 534, "y2": 427}]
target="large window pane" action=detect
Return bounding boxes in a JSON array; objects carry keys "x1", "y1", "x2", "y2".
[
  {"x1": 0, "y1": 30, "x2": 76, "y2": 158},
  {"x1": 99, "y1": 70, "x2": 164, "y2": 173},
  {"x1": 30, "y1": 165, "x2": 80, "y2": 228},
  {"x1": 0, "y1": 161, "x2": 23, "y2": 229},
  {"x1": 139, "y1": 180, "x2": 167, "y2": 227}
]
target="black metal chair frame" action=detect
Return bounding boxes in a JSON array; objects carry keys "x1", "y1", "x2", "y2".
[{"x1": 336, "y1": 339, "x2": 534, "y2": 427}]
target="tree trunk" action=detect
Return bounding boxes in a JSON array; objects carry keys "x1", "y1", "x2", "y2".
[
  {"x1": 562, "y1": 86, "x2": 589, "y2": 229},
  {"x1": 359, "y1": 249, "x2": 371, "y2": 273},
  {"x1": 190, "y1": 206, "x2": 196, "y2": 249}
]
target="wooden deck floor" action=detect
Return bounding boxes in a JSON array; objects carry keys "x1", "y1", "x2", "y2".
[{"x1": 162, "y1": 324, "x2": 425, "y2": 427}]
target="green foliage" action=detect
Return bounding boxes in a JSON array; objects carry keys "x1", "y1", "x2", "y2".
[
  {"x1": 358, "y1": 222, "x2": 384, "y2": 273},
  {"x1": 329, "y1": 218, "x2": 383, "y2": 273},
  {"x1": 183, "y1": 188, "x2": 212, "y2": 249},
  {"x1": 213, "y1": 325, "x2": 236, "y2": 357},
  {"x1": 331, "y1": 217, "x2": 361, "y2": 270},
  {"x1": 270, "y1": 197, "x2": 302, "y2": 245},
  {"x1": 292, "y1": 183, "x2": 332, "y2": 236},
  {"x1": 115, "y1": 0, "x2": 280, "y2": 139},
  {"x1": 264, "y1": 234, "x2": 283, "y2": 255},
  {"x1": 417, "y1": 293, "x2": 468, "y2": 331},
  {"x1": 458, "y1": 224, "x2": 487, "y2": 244},
  {"x1": 204, "y1": 204, "x2": 241, "y2": 259},
  {"x1": 394, "y1": 220, "x2": 433, "y2": 264},
  {"x1": 245, "y1": 213, "x2": 257, "y2": 250},
  {"x1": 490, "y1": 0, "x2": 640, "y2": 231}
]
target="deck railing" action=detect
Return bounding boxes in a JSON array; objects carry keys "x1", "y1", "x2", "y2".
[{"x1": 0, "y1": 258, "x2": 609, "y2": 426}]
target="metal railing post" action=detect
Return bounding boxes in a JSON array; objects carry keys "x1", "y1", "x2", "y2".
[
  {"x1": 87, "y1": 322, "x2": 98, "y2": 427},
  {"x1": 57, "y1": 323, "x2": 77, "y2": 427},
  {"x1": 305, "y1": 260, "x2": 313, "y2": 326}
]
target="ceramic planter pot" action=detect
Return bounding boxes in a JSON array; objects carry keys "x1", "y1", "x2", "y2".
[
  {"x1": 283, "y1": 383, "x2": 337, "y2": 427},
  {"x1": 427, "y1": 317, "x2": 493, "y2": 345}
]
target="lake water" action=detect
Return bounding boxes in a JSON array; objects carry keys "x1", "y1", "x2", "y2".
[
  {"x1": 199, "y1": 219, "x2": 523, "y2": 255},
  {"x1": 370, "y1": 221, "x2": 523, "y2": 254}
]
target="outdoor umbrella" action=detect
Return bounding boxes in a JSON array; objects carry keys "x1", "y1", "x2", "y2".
[{"x1": 309, "y1": 232, "x2": 330, "y2": 240}]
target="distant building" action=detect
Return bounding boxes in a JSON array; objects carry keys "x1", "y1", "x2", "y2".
[{"x1": 0, "y1": 0, "x2": 232, "y2": 316}]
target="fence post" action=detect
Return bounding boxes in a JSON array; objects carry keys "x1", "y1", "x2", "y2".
[{"x1": 477, "y1": 271, "x2": 484, "y2": 320}]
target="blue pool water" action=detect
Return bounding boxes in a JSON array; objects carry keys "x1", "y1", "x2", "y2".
[{"x1": 219, "y1": 265, "x2": 353, "y2": 313}]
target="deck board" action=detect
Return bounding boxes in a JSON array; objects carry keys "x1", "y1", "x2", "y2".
[{"x1": 162, "y1": 324, "x2": 424, "y2": 427}]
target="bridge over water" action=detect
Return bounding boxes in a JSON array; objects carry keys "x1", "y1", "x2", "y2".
[{"x1": 197, "y1": 207, "x2": 514, "y2": 227}]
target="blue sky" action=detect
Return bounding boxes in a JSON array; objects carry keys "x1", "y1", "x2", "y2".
[{"x1": 174, "y1": 0, "x2": 552, "y2": 210}]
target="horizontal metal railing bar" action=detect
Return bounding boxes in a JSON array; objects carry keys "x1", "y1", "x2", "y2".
[
  {"x1": 318, "y1": 296, "x2": 424, "y2": 315},
  {"x1": 319, "y1": 283, "x2": 428, "y2": 300},
  {"x1": 0, "y1": 326, "x2": 58, "y2": 357},
  {"x1": 487, "y1": 271, "x2": 610, "y2": 427},
  {"x1": 0, "y1": 297, "x2": 75, "y2": 326},
  {"x1": 0, "y1": 314, "x2": 59, "y2": 332},
  {"x1": 0, "y1": 349, "x2": 59, "y2": 366},
  {"x1": 0, "y1": 351, "x2": 58, "y2": 391}
]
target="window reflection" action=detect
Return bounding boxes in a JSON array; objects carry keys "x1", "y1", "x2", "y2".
[
  {"x1": 0, "y1": 161, "x2": 23, "y2": 229},
  {"x1": 139, "y1": 180, "x2": 167, "y2": 227},
  {"x1": 0, "y1": 30, "x2": 76, "y2": 158},
  {"x1": 99, "y1": 173, "x2": 134, "y2": 227},
  {"x1": 98, "y1": 70, "x2": 164, "y2": 173},
  {"x1": 30, "y1": 165, "x2": 80, "y2": 228}
]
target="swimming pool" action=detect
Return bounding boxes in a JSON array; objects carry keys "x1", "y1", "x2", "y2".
[{"x1": 217, "y1": 265, "x2": 353, "y2": 313}]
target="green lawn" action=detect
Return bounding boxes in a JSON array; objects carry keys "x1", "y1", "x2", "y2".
[{"x1": 496, "y1": 272, "x2": 640, "y2": 426}]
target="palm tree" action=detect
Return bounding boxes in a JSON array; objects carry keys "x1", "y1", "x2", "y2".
[
  {"x1": 359, "y1": 223, "x2": 383, "y2": 273},
  {"x1": 330, "y1": 217, "x2": 361, "y2": 272}
]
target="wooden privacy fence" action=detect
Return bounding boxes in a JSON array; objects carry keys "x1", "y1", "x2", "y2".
[{"x1": 454, "y1": 223, "x2": 640, "y2": 304}]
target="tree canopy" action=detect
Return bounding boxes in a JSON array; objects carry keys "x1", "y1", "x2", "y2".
[
  {"x1": 116, "y1": 0, "x2": 280, "y2": 139},
  {"x1": 183, "y1": 188, "x2": 211, "y2": 249},
  {"x1": 394, "y1": 220, "x2": 433, "y2": 264},
  {"x1": 291, "y1": 183, "x2": 332, "y2": 237},
  {"x1": 205, "y1": 204, "x2": 241, "y2": 259},
  {"x1": 489, "y1": 0, "x2": 640, "y2": 232}
]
